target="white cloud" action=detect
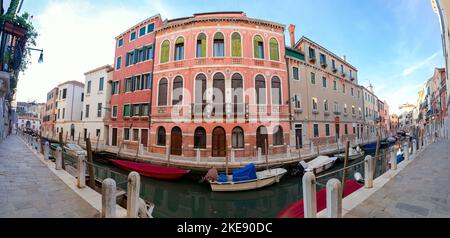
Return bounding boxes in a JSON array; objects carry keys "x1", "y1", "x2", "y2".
[
  {"x1": 15, "y1": 0, "x2": 152, "y2": 102},
  {"x1": 402, "y1": 51, "x2": 441, "y2": 77}
]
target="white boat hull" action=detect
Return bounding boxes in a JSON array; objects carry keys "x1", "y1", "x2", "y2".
[
  {"x1": 209, "y1": 168, "x2": 287, "y2": 192},
  {"x1": 304, "y1": 156, "x2": 338, "y2": 174}
]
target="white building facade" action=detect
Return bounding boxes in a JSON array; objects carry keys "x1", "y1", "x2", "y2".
[
  {"x1": 55, "y1": 81, "x2": 85, "y2": 140},
  {"x1": 81, "y1": 65, "x2": 113, "y2": 145}
]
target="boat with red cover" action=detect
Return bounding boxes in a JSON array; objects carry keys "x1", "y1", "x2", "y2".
[
  {"x1": 111, "y1": 160, "x2": 190, "y2": 179},
  {"x1": 276, "y1": 180, "x2": 363, "y2": 218}
]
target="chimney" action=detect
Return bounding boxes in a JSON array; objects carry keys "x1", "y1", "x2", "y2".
[
  {"x1": 343, "y1": 55, "x2": 347, "y2": 61},
  {"x1": 288, "y1": 24, "x2": 296, "y2": 48}
]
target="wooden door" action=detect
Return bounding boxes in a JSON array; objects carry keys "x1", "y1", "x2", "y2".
[
  {"x1": 170, "y1": 127, "x2": 182, "y2": 156},
  {"x1": 212, "y1": 127, "x2": 226, "y2": 157},
  {"x1": 256, "y1": 126, "x2": 268, "y2": 155},
  {"x1": 112, "y1": 128, "x2": 118, "y2": 146},
  {"x1": 141, "y1": 129, "x2": 148, "y2": 147}
]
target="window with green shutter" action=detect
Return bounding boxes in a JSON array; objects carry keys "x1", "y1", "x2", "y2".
[
  {"x1": 325, "y1": 124, "x2": 330, "y2": 136},
  {"x1": 160, "y1": 40, "x2": 170, "y2": 63},
  {"x1": 254, "y1": 35, "x2": 264, "y2": 59},
  {"x1": 231, "y1": 32, "x2": 242, "y2": 57},
  {"x1": 196, "y1": 33, "x2": 207, "y2": 58},
  {"x1": 293, "y1": 67, "x2": 299, "y2": 80},
  {"x1": 147, "y1": 23, "x2": 155, "y2": 33},
  {"x1": 269, "y1": 38, "x2": 279, "y2": 61},
  {"x1": 130, "y1": 32, "x2": 136, "y2": 41},
  {"x1": 314, "y1": 124, "x2": 319, "y2": 138},
  {"x1": 139, "y1": 27, "x2": 146, "y2": 37},
  {"x1": 123, "y1": 104, "x2": 131, "y2": 117}
]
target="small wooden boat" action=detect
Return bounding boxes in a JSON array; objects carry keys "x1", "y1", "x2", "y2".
[
  {"x1": 276, "y1": 180, "x2": 364, "y2": 218},
  {"x1": 63, "y1": 143, "x2": 87, "y2": 157},
  {"x1": 111, "y1": 160, "x2": 190, "y2": 179},
  {"x1": 300, "y1": 156, "x2": 338, "y2": 174},
  {"x1": 209, "y1": 167, "x2": 287, "y2": 192},
  {"x1": 334, "y1": 148, "x2": 365, "y2": 162}
]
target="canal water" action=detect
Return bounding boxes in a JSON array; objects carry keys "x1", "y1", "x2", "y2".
[{"x1": 93, "y1": 146, "x2": 396, "y2": 218}]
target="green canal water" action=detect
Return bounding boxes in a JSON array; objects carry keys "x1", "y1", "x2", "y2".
[{"x1": 94, "y1": 147, "x2": 394, "y2": 218}]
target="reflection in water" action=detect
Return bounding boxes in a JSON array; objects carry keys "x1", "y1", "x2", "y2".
[{"x1": 96, "y1": 148, "x2": 392, "y2": 218}]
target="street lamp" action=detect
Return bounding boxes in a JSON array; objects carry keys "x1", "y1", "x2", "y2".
[{"x1": 27, "y1": 48, "x2": 44, "y2": 63}]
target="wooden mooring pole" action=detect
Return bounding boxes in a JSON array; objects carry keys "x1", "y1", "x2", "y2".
[
  {"x1": 85, "y1": 138, "x2": 96, "y2": 189},
  {"x1": 59, "y1": 131, "x2": 65, "y2": 170},
  {"x1": 340, "y1": 140, "x2": 350, "y2": 197}
]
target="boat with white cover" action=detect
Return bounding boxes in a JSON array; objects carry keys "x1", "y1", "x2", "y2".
[{"x1": 300, "y1": 156, "x2": 338, "y2": 174}]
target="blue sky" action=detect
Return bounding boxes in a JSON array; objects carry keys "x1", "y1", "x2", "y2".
[{"x1": 16, "y1": 0, "x2": 444, "y2": 114}]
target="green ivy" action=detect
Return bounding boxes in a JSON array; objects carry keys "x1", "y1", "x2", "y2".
[{"x1": 0, "y1": 11, "x2": 38, "y2": 73}]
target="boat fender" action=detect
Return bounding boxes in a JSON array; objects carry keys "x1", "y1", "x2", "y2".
[{"x1": 354, "y1": 172, "x2": 364, "y2": 183}]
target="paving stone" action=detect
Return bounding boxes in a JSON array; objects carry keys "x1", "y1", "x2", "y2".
[
  {"x1": 346, "y1": 139, "x2": 450, "y2": 218},
  {"x1": 0, "y1": 135, "x2": 97, "y2": 218}
]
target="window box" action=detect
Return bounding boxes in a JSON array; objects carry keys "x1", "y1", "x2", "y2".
[
  {"x1": 312, "y1": 109, "x2": 319, "y2": 115},
  {"x1": 341, "y1": 72, "x2": 346, "y2": 77},
  {"x1": 321, "y1": 62, "x2": 327, "y2": 68},
  {"x1": 294, "y1": 109, "x2": 303, "y2": 114},
  {"x1": 332, "y1": 67, "x2": 338, "y2": 73},
  {"x1": 334, "y1": 111, "x2": 341, "y2": 115},
  {"x1": 309, "y1": 57, "x2": 316, "y2": 63},
  {"x1": 324, "y1": 111, "x2": 330, "y2": 116}
]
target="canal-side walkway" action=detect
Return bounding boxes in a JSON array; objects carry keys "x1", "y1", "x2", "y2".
[
  {"x1": 0, "y1": 135, "x2": 99, "y2": 218},
  {"x1": 345, "y1": 138, "x2": 450, "y2": 218}
]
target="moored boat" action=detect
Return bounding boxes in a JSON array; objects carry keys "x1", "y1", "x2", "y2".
[
  {"x1": 300, "y1": 156, "x2": 338, "y2": 174},
  {"x1": 362, "y1": 142, "x2": 378, "y2": 151},
  {"x1": 276, "y1": 180, "x2": 364, "y2": 218},
  {"x1": 334, "y1": 147, "x2": 365, "y2": 162},
  {"x1": 111, "y1": 160, "x2": 190, "y2": 179},
  {"x1": 208, "y1": 164, "x2": 287, "y2": 192}
]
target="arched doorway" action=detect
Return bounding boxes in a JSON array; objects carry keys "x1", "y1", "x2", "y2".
[
  {"x1": 212, "y1": 127, "x2": 226, "y2": 157},
  {"x1": 170, "y1": 127, "x2": 182, "y2": 156},
  {"x1": 256, "y1": 126, "x2": 268, "y2": 155}
]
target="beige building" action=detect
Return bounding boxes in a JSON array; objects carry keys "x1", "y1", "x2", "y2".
[
  {"x1": 431, "y1": 0, "x2": 450, "y2": 135},
  {"x1": 81, "y1": 65, "x2": 113, "y2": 145},
  {"x1": 287, "y1": 27, "x2": 364, "y2": 148},
  {"x1": 54, "y1": 81, "x2": 85, "y2": 140},
  {"x1": 361, "y1": 85, "x2": 378, "y2": 141}
]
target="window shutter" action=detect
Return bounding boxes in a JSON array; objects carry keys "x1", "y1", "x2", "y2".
[
  {"x1": 133, "y1": 49, "x2": 139, "y2": 64},
  {"x1": 254, "y1": 38, "x2": 259, "y2": 58},
  {"x1": 201, "y1": 38, "x2": 206, "y2": 57},
  {"x1": 125, "y1": 53, "x2": 130, "y2": 66},
  {"x1": 232, "y1": 34, "x2": 241, "y2": 57},
  {"x1": 270, "y1": 39, "x2": 279, "y2": 61}
]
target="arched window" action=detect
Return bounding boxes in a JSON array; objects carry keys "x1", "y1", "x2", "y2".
[
  {"x1": 213, "y1": 32, "x2": 225, "y2": 57},
  {"x1": 194, "y1": 127, "x2": 206, "y2": 149},
  {"x1": 172, "y1": 76, "x2": 183, "y2": 105},
  {"x1": 158, "y1": 78, "x2": 168, "y2": 106},
  {"x1": 232, "y1": 73, "x2": 243, "y2": 117},
  {"x1": 194, "y1": 74, "x2": 207, "y2": 115},
  {"x1": 212, "y1": 73, "x2": 225, "y2": 116},
  {"x1": 232, "y1": 127, "x2": 244, "y2": 148},
  {"x1": 255, "y1": 75, "x2": 266, "y2": 104},
  {"x1": 231, "y1": 32, "x2": 242, "y2": 57},
  {"x1": 273, "y1": 126, "x2": 284, "y2": 146},
  {"x1": 157, "y1": 127, "x2": 166, "y2": 146},
  {"x1": 196, "y1": 33, "x2": 207, "y2": 58},
  {"x1": 160, "y1": 40, "x2": 170, "y2": 63},
  {"x1": 269, "y1": 38, "x2": 280, "y2": 61},
  {"x1": 174, "y1": 37, "x2": 184, "y2": 61},
  {"x1": 271, "y1": 76, "x2": 281, "y2": 105},
  {"x1": 253, "y1": 35, "x2": 264, "y2": 59}
]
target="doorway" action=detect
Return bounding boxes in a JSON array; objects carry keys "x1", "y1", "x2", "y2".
[
  {"x1": 212, "y1": 127, "x2": 226, "y2": 157},
  {"x1": 141, "y1": 129, "x2": 148, "y2": 148},
  {"x1": 170, "y1": 127, "x2": 182, "y2": 156},
  {"x1": 295, "y1": 124, "x2": 303, "y2": 149},
  {"x1": 256, "y1": 126, "x2": 268, "y2": 155},
  {"x1": 112, "y1": 128, "x2": 118, "y2": 146}
]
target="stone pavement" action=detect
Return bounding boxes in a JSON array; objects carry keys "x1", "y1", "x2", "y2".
[
  {"x1": 345, "y1": 138, "x2": 450, "y2": 218},
  {"x1": 0, "y1": 135, "x2": 99, "y2": 218}
]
